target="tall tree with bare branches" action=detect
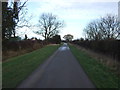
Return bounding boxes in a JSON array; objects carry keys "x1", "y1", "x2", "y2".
[
  {"x1": 35, "y1": 13, "x2": 64, "y2": 40},
  {"x1": 2, "y1": 0, "x2": 28, "y2": 40},
  {"x1": 84, "y1": 15, "x2": 120, "y2": 40}
]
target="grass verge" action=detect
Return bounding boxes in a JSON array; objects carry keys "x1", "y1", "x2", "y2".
[
  {"x1": 69, "y1": 44, "x2": 119, "y2": 88},
  {"x1": 3, "y1": 44, "x2": 60, "y2": 88}
]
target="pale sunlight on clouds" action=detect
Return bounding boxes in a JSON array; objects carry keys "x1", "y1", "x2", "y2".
[{"x1": 17, "y1": 0, "x2": 119, "y2": 40}]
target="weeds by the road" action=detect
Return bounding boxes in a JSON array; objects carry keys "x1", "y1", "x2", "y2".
[
  {"x1": 69, "y1": 45, "x2": 119, "y2": 88},
  {"x1": 3, "y1": 44, "x2": 60, "y2": 88}
]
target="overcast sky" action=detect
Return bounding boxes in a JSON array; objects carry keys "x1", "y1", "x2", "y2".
[{"x1": 17, "y1": 0, "x2": 119, "y2": 40}]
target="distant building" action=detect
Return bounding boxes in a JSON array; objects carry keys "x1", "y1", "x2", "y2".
[{"x1": 118, "y1": 1, "x2": 120, "y2": 21}]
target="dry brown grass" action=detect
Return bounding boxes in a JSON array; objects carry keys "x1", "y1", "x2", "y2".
[
  {"x1": 2, "y1": 43, "x2": 60, "y2": 62},
  {"x1": 71, "y1": 44, "x2": 120, "y2": 76},
  {"x1": 33, "y1": 42, "x2": 44, "y2": 50},
  {"x1": 2, "y1": 42, "x2": 45, "y2": 62},
  {"x1": 3, "y1": 50, "x2": 28, "y2": 61}
]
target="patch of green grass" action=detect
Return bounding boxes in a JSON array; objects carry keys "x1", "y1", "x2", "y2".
[
  {"x1": 69, "y1": 45, "x2": 119, "y2": 88},
  {"x1": 3, "y1": 45, "x2": 60, "y2": 88}
]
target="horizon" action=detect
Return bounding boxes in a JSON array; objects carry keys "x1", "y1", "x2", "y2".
[{"x1": 15, "y1": 0, "x2": 119, "y2": 40}]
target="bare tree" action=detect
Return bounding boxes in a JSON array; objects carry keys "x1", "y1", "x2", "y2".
[
  {"x1": 84, "y1": 15, "x2": 120, "y2": 40},
  {"x1": 2, "y1": 0, "x2": 30, "y2": 40},
  {"x1": 84, "y1": 21, "x2": 102, "y2": 40},
  {"x1": 99, "y1": 15, "x2": 120, "y2": 39},
  {"x1": 11, "y1": 0, "x2": 29, "y2": 37},
  {"x1": 13, "y1": 0, "x2": 33, "y2": 36},
  {"x1": 35, "y1": 13, "x2": 64, "y2": 40}
]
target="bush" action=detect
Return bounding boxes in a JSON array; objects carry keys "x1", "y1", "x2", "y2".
[
  {"x1": 47, "y1": 35, "x2": 61, "y2": 44},
  {"x1": 72, "y1": 40, "x2": 120, "y2": 61},
  {"x1": 2, "y1": 39, "x2": 49, "y2": 60}
]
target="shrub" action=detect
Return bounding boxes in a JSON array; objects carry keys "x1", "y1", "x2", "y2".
[{"x1": 72, "y1": 40, "x2": 120, "y2": 61}]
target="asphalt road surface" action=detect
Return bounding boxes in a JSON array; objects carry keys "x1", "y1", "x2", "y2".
[{"x1": 17, "y1": 43, "x2": 95, "y2": 88}]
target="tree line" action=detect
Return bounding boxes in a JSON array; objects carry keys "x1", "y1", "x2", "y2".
[
  {"x1": 2, "y1": 0, "x2": 64, "y2": 60},
  {"x1": 84, "y1": 15, "x2": 120, "y2": 40},
  {"x1": 2, "y1": 0, "x2": 64, "y2": 42},
  {"x1": 71, "y1": 15, "x2": 120, "y2": 61},
  {"x1": 2, "y1": 0, "x2": 120, "y2": 61}
]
